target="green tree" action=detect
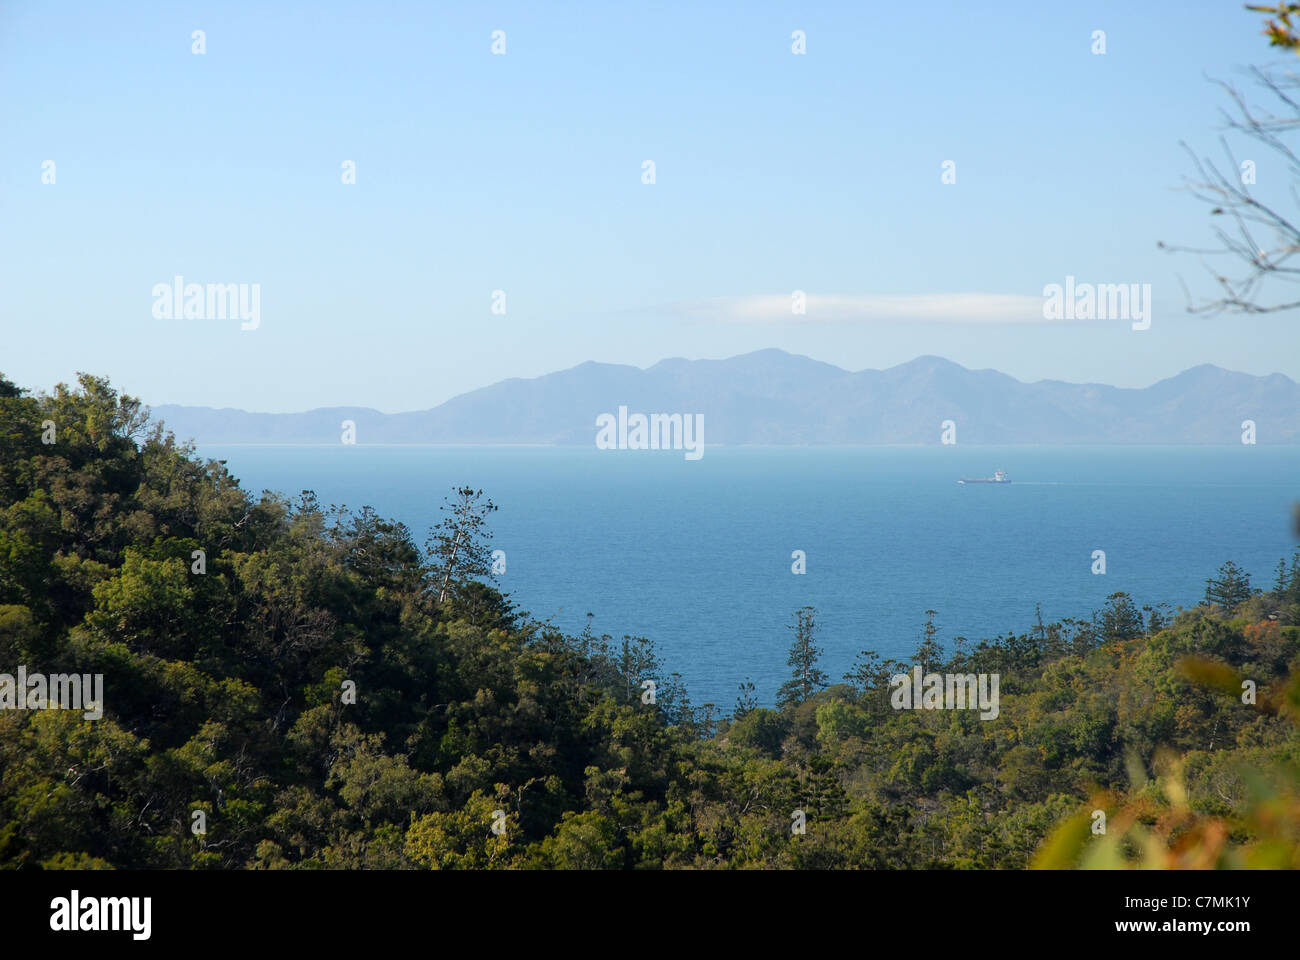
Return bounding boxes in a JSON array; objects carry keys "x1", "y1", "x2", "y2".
[
  {"x1": 1204, "y1": 560, "x2": 1255, "y2": 611},
  {"x1": 844, "y1": 649, "x2": 906, "y2": 717},
  {"x1": 734, "y1": 677, "x2": 758, "y2": 720},
  {"x1": 1142, "y1": 602, "x2": 1172, "y2": 633},
  {"x1": 778, "y1": 606, "x2": 827, "y2": 710},
  {"x1": 426, "y1": 487, "x2": 498, "y2": 604},
  {"x1": 5, "y1": 368, "x2": 1298, "y2": 873},
  {"x1": 913, "y1": 610, "x2": 943, "y2": 673},
  {"x1": 1098, "y1": 592, "x2": 1144, "y2": 643}
]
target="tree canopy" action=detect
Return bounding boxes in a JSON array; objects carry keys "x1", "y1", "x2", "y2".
[{"x1": 0, "y1": 372, "x2": 1297, "y2": 870}]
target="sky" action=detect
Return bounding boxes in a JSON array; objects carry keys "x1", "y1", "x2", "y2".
[{"x1": 3, "y1": 0, "x2": 1300, "y2": 412}]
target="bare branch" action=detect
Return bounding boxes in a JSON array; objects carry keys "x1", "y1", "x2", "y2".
[{"x1": 1162, "y1": 70, "x2": 1300, "y2": 314}]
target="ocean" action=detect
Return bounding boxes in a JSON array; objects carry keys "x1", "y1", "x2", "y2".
[{"x1": 195, "y1": 444, "x2": 1300, "y2": 709}]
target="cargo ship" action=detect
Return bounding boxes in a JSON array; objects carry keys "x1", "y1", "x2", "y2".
[{"x1": 959, "y1": 470, "x2": 1010, "y2": 484}]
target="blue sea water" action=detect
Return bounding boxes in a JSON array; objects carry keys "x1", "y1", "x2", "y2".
[{"x1": 195, "y1": 444, "x2": 1300, "y2": 709}]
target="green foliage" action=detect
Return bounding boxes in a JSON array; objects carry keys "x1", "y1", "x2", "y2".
[
  {"x1": 427, "y1": 488, "x2": 498, "y2": 605},
  {"x1": 733, "y1": 677, "x2": 758, "y2": 720},
  {"x1": 0, "y1": 370, "x2": 1295, "y2": 870},
  {"x1": 1098, "y1": 592, "x2": 1144, "y2": 643},
  {"x1": 1204, "y1": 560, "x2": 1255, "y2": 613},
  {"x1": 777, "y1": 606, "x2": 827, "y2": 710}
]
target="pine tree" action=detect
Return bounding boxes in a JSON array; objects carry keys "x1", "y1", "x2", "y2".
[
  {"x1": 913, "y1": 609, "x2": 944, "y2": 673},
  {"x1": 844, "y1": 650, "x2": 882, "y2": 693},
  {"x1": 845, "y1": 649, "x2": 905, "y2": 716},
  {"x1": 778, "y1": 606, "x2": 827, "y2": 709},
  {"x1": 734, "y1": 678, "x2": 758, "y2": 719},
  {"x1": 618, "y1": 635, "x2": 662, "y2": 705},
  {"x1": 1099, "y1": 592, "x2": 1144, "y2": 642},
  {"x1": 1143, "y1": 602, "x2": 1172, "y2": 633},
  {"x1": 1204, "y1": 560, "x2": 1254, "y2": 612},
  {"x1": 426, "y1": 487, "x2": 498, "y2": 603}
]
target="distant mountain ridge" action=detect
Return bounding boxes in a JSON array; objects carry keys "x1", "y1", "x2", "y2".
[{"x1": 151, "y1": 350, "x2": 1300, "y2": 445}]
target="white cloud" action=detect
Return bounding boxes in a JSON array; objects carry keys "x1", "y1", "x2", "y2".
[{"x1": 671, "y1": 293, "x2": 1059, "y2": 324}]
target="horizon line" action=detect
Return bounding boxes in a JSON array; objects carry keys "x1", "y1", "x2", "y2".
[{"x1": 134, "y1": 349, "x2": 1290, "y2": 418}]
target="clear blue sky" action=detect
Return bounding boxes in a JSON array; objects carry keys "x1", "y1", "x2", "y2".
[{"x1": 3, "y1": 0, "x2": 1298, "y2": 412}]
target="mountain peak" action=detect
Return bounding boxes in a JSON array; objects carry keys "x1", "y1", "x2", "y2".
[
  {"x1": 885, "y1": 355, "x2": 969, "y2": 375},
  {"x1": 148, "y1": 353, "x2": 1300, "y2": 445}
]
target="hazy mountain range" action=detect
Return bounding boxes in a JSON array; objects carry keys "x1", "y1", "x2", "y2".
[{"x1": 151, "y1": 350, "x2": 1300, "y2": 445}]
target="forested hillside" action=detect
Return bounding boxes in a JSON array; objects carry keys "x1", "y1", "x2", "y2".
[{"x1": 1, "y1": 373, "x2": 1297, "y2": 869}]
